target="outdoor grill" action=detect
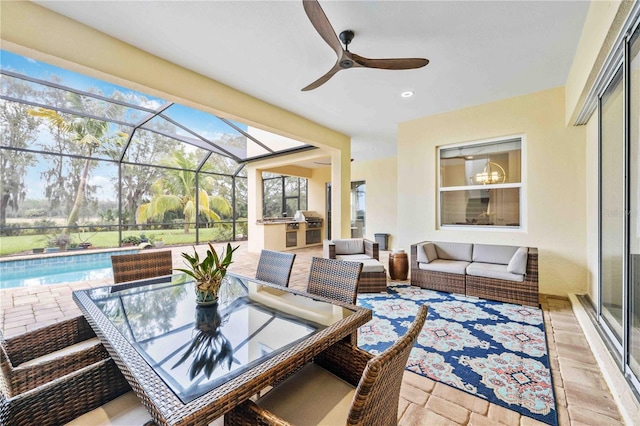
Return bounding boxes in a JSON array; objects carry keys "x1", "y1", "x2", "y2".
[{"x1": 297, "y1": 211, "x2": 323, "y2": 229}]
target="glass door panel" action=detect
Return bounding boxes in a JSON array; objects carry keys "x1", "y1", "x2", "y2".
[
  {"x1": 351, "y1": 181, "x2": 365, "y2": 238},
  {"x1": 629, "y1": 27, "x2": 640, "y2": 378},
  {"x1": 600, "y1": 69, "x2": 625, "y2": 342}
]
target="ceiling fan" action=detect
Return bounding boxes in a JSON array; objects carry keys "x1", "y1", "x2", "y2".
[{"x1": 301, "y1": 0, "x2": 429, "y2": 91}]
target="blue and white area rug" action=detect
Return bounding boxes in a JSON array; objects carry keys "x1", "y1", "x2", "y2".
[{"x1": 357, "y1": 284, "x2": 557, "y2": 426}]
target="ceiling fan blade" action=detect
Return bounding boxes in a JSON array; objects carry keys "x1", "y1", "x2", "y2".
[
  {"x1": 303, "y1": 0, "x2": 344, "y2": 57},
  {"x1": 301, "y1": 62, "x2": 343, "y2": 91},
  {"x1": 351, "y1": 53, "x2": 429, "y2": 70}
]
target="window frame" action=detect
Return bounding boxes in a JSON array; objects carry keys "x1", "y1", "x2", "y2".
[{"x1": 437, "y1": 134, "x2": 526, "y2": 231}]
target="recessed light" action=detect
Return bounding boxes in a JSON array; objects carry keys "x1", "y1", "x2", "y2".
[{"x1": 401, "y1": 91, "x2": 414, "y2": 98}]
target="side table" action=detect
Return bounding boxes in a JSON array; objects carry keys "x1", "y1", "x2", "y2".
[{"x1": 389, "y1": 250, "x2": 408, "y2": 280}]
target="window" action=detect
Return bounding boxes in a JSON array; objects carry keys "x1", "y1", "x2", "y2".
[
  {"x1": 438, "y1": 137, "x2": 522, "y2": 228},
  {"x1": 262, "y1": 173, "x2": 308, "y2": 218}
]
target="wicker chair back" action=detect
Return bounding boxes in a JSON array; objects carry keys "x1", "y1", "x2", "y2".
[
  {"x1": 0, "y1": 316, "x2": 107, "y2": 398},
  {"x1": 111, "y1": 250, "x2": 173, "y2": 284},
  {"x1": 307, "y1": 257, "x2": 362, "y2": 305},
  {"x1": 255, "y1": 250, "x2": 296, "y2": 287},
  {"x1": 348, "y1": 304, "x2": 428, "y2": 425},
  {"x1": 0, "y1": 358, "x2": 131, "y2": 426}
]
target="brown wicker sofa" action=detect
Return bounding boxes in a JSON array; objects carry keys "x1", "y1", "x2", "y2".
[
  {"x1": 410, "y1": 241, "x2": 539, "y2": 306},
  {"x1": 323, "y1": 238, "x2": 387, "y2": 292}
]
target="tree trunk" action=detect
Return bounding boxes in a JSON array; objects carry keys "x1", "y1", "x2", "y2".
[{"x1": 66, "y1": 158, "x2": 91, "y2": 231}]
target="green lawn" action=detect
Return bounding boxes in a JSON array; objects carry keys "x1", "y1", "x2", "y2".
[{"x1": 0, "y1": 229, "x2": 236, "y2": 256}]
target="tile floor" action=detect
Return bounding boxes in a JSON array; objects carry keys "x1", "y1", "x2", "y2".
[{"x1": 0, "y1": 242, "x2": 627, "y2": 425}]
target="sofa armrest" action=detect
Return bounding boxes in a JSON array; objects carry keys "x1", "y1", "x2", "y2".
[
  {"x1": 411, "y1": 241, "x2": 428, "y2": 269},
  {"x1": 525, "y1": 247, "x2": 539, "y2": 284},
  {"x1": 323, "y1": 240, "x2": 336, "y2": 259},
  {"x1": 364, "y1": 239, "x2": 379, "y2": 260}
]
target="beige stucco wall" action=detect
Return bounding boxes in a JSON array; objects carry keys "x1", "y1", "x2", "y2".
[
  {"x1": 351, "y1": 158, "x2": 398, "y2": 248},
  {"x1": 398, "y1": 87, "x2": 587, "y2": 296},
  {"x1": 565, "y1": 0, "x2": 628, "y2": 124}
]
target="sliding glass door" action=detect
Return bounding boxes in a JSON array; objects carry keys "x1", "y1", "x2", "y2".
[
  {"x1": 598, "y1": 19, "x2": 640, "y2": 392},
  {"x1": 628, "y1": 27, "x2": 640, "y2": 381},
  {"x1": 600, "y1": 68, "x2": 625, "y2": 344}
]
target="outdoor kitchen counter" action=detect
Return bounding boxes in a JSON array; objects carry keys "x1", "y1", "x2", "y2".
[{"x1": 253, "y1": 220, "x2": 323, "y2": 252}]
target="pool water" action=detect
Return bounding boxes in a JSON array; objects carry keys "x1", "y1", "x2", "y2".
[
  {"x1": 0, "y1": 250, "x2": 138, "y2": 290},
  {"x1": 1, "y1": 260, "x2": 113, "y2": 289}
]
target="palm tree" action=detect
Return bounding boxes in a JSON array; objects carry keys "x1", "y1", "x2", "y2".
[
  {"x1": 29, "y1": 95, "x2": 123, "y2": 231},
  {"x1": 136, "y1": 151, "x2": 232, "y2": 233}
]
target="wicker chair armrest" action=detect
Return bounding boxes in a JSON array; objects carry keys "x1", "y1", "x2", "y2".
[
  {"x1": 323, "y1": 239, "x2": 336, "y2": 259},
  {"x1": 314, "y1": 340, "x2": 374, "y2": 387},
  {"x1": 224, "y1": 399, "x2": 292, "y2": 426},
  {"x1": 0, "y1": 358, "x2": 131, "y2": 426},
  {"x1": 364, "y1": 239, "x2": 379, "y2": 260},
  {"x1": 2, "y1": 342, "x2": 109, "y2": 397},
  {"x1": 3, "y1": 315, "x2": 96, "y2": 364}
]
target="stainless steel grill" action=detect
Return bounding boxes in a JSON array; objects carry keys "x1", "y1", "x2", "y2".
[{"x1": 297, "y1": 210, "x2": 323, "y2": 229}]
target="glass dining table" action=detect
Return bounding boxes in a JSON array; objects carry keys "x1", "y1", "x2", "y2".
[{"x1": 72, "y1": 272, "x2": 372, "y2": 425}]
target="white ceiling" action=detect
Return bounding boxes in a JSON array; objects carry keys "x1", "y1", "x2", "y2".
[{"x1": 33, "y1": 0, "x2": 590, "y2": 162}]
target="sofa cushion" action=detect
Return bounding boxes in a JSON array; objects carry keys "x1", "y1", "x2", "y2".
[
  {"x1": 466, "y1": 262, "x2": 524, "y2": 282},
  {"x1": 417, "y1": 243, "x2": 438, "y2": 264},
  {"x1": 507, "y1": 247, "x2": 529, "y2": 275},
  {"x1": 336, "y1": 254, "x2": 371, "y2": 261},
  {"x1": 434, "y1": 242, "x2": 473, "y2": 262},
  {"x1": 418, "y1": 259, "x2": 469, "y2": 275},
  {"x1": 333, "y1": 239, "x2": 365, "y2": 255},
  {"x1": 472, "y1": 244, "x2": 519, "y2": 265}
]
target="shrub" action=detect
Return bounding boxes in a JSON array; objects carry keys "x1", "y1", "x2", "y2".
[{"x1": 122, "y1": 235, "x2": 142, "y2": 245}]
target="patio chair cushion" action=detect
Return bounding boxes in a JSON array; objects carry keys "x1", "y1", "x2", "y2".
[
  {"x1": 417, "y1": 242, "x2": 438, "y2": 264},
  {"x1": 333, "y1": 239, "x2": 365, "y2": 255},
  {"x1": 64, "y1": 391, "x2": 151, "y2": 426},
  {"x1": 418, "y1": 259, "x2": 470, "y2": 275},
  {"x1": 335, "y1": 254, "x2": 370, "y2": 261},
  {"x1": 466, "y1": 262, "x2": 525, "y2": 282},
  {"x1": 256, "y1": 363, "x2": 355, "y2": 425},
  {"x1": 472, "y1": 244, "x2": 519, "y2": 265},
  {"x1": 337, "y1": 258, "x2": 385, "y2": 273},
  {"x1": 19, "y1": 337, "x2": 100, "y2": 368},
  {"x1": 507, "y1": 247, "x2": 529, "y2": 275}
]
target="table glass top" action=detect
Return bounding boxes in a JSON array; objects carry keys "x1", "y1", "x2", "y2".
[{"x1": 83, "y1": 274, "x2": 355, "y2": 403}]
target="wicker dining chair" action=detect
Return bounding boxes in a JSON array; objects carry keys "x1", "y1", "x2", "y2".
[
  {"x1": 255, "y1": 250, "x2": 297, "y2": 287},
  {"x1": 0, "y1": 316, "x2": 108, "y2": 398},
  {"x1": 225, "y1": 304, "x2": 429, "y2": 426},
  {"x1": 307, "y1": 257, "x2": 363, "y2": 305},
  {"x1": 111, "y1": 250, "x2": 173, "y2": 284},
  {"x1": 0, "y1": 358, "x2": 134, "y2": 426}
]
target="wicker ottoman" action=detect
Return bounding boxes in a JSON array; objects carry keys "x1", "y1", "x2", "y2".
[{"x1": 357, "y1": 259, "x2": 388, "y2": 293}]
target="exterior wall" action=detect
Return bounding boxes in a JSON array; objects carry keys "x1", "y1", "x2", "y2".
[
  {"x1": 398, "y1": 87, "x2": 587, "y2": 296},
  {"x1": 351, "y1": 158, "x2": 399, "y2": 248}
]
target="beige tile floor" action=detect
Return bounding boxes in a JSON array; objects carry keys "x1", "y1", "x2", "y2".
[{"x1": 0, "y1": 242, "x2": 626, "y2": 425}]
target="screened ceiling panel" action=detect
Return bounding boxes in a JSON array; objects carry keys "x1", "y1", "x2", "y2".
[
  {"x1": 226, "y1": 118, "x2": 307, "y2": 154},
  {"x1": 0, "y1": 49, "x2": 314, "y2": 165},
  {"x1": 202, "y1": 151, "x2": 244, "y2": 174}
]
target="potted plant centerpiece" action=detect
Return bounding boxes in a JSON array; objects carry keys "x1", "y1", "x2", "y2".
[{"x1": 176, "y1": 243, "x2": 239, "y2": 306}]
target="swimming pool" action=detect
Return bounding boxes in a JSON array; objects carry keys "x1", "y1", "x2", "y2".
[{"x1": 0, "y1": 250, "x2": 139, "y2": 289}]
